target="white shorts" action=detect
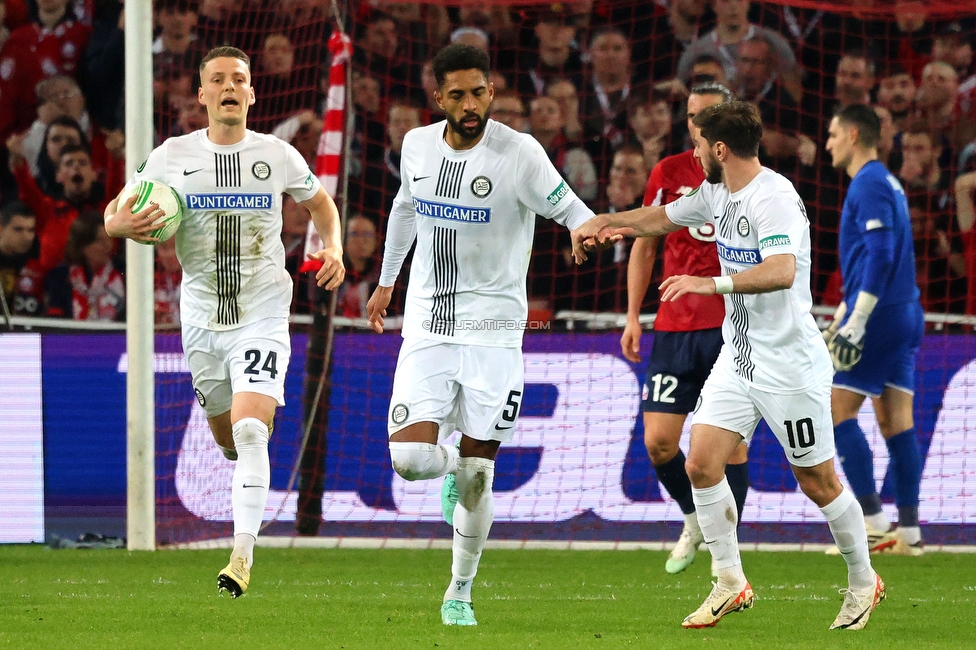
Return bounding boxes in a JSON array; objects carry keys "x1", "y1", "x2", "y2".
[
  {"x1": 692, "y1": 358, "x2": 835, "y2": 468},
  {"x1": 388, "y1": 337, "x2": 524, "y2": 443},
  {"x1": 182, "y1": 317, "x2": 291, "y2": 418}
]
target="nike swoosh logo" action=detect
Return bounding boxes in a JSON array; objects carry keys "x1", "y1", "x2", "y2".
[
  {"x1": 242, "y1": 484, "x2": 263, "y2": 488},
  {"x1": 494, "y1": 424, "x2": 513, "y2": 431},
  {"x1": 183, "y1": 168, "x2": 204, "y2": 176},
  {"x1": 791, "y1": 450, "x2": 813, "y2": 459},
  {"x1": 248, "y1": 377, "x2": 264, "y2": 383},
  {"x1": 711, "y1": 597, "x2": 732, "y2": 617},
  {"x1": 413, "y1": 175, "x2": 430, "y2": 181},
  {"x1": 455, "y1": 528, "x2": 478, "y2": 539}
]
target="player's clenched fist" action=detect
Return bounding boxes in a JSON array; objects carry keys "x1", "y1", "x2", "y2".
[{"x1": 308, "y1": 245, "x2": 345, "y2": 290}]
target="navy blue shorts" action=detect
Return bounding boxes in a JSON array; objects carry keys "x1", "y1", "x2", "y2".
[
  {"x1": 641, "y1": 328, "x2": 724, "y2": 414},
  {"x1": 833, "y1": 302, "x2": 924, "y2": 397}
]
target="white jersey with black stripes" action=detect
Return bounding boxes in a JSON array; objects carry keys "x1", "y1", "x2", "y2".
[
  {"x1": 664, "y1": 168, "x2": 832, "y2": 393},
  {"x1": 130, "y1": 129, "x2": 319, "y2": 331},
  {"x1": 379, "y1": 119, "x2": 595, "y2": 347}
]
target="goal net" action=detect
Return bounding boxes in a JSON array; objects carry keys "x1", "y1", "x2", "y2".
[{"x1": 152, "y1": 0, "x2": 976, "y2": 547}]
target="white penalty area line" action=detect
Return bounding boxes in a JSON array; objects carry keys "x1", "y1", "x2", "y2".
[{"x1": 165, "y1": 536, "x2": 976, "y2": 554}]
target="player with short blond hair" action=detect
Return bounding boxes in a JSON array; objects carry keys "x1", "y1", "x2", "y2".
[{"x1": 104, "y1": 45, "x2": 344, "y2": 598}]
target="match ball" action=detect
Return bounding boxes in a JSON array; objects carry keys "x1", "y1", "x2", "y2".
[{"x1": 119, "y1": 180, "x2": 184, "y2": 244}]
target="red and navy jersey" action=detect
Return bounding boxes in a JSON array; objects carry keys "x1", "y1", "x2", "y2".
[{"x1": 642, "y1": 149, "x2": 724, "y2": 332}]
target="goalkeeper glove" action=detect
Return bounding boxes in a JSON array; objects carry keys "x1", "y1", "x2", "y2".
[
  {"x1": 828, "y1": 292, "x2": 878, "y2": 371},
  {"x1": 823, "y1": 301, "x2": 847, "y2": 344}
]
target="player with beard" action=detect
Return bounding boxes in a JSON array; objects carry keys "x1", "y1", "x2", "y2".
[
  {"x1": 573, "y1": 101, "x2": 883, "y2": 631},
  {"x1": 622, "y1": 83, "x2": 751, "y2": 575},
  {"x1": 367, "y1": 43, "x2": 597, "y2": 627}
]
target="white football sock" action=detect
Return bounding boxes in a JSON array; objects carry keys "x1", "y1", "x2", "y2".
[
  {"x1": 821, "y1": 488, "x2": 874, "y2": 590},
  {"x1": 898, "y1": 525, "x2": 922, "y2": 546},
  {"x1": 231, "y1": 417, "x2": 270, "y2": 565},
  {"x1": 444, "y1": 457, "x2": 494, "y2": 603},
  {"x1": 692, "y1": 478, "x2": 746, "y2": 591},
  {"x1": 684, "y1": 511, "x2": 702, "y2": 534},
  {"x1": 232, "y1": 533, "x2": 256, "y2": 568},
  {"x1": 389, "y1": 441, "x2": 460, "y2": 481}
]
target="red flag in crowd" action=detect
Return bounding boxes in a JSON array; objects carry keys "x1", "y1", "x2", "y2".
[{"x1": 300, "y1": 30, "x2": 353, "y2": 273}]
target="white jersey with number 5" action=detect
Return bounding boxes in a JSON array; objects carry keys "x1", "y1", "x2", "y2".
[
  {"x1": 665, "y1": 168, "x2": 831, "y2": 393},
  {"x1": 380, "y1": 119, "x2": 595, "y2": 347},
  {"x1": 130, "y1": 129, "x2": 320, "y2": 331}
]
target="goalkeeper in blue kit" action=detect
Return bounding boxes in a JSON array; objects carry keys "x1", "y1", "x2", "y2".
[{"x1": 823, "y1": 104, "x2": 925, "y2": 555}]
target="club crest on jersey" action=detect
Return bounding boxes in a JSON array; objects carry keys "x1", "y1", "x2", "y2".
[
  {"x1": 470, "y1": 175, "x2": 492, "y2": 198},
  {"x1": 391, "y1": 403, "x2": 409, "y2": 425},
  {"x1": 737, "y1": 216, "x2": 750, "y2": 236},
  {"x1": 304, "y1": 173, "x2": 315, "y2": 190},
  {"x1": 252, "y1": 161, "x2": 271, "y2": 180}
]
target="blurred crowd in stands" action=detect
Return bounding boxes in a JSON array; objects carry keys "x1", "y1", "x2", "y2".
[{"x1": 0, "y1": 0, "x2": 973, "y2": 325}]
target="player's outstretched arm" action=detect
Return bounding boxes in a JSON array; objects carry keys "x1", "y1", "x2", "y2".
[
  {"x1": 660, "y1": 253, "x2": 795, "y2": 303},
  {"x1": 571, "y1": 205, "x2": 677, "y2": 264},
  {"x1": 366, "y1": 285, "x2": 393, "y2": 334},
  {"x1": 302, "y1": 187, "x2": 345, "y2": 291},
  {"x1": 103, "y1": 193, "x2": 165, "y2": 243}
]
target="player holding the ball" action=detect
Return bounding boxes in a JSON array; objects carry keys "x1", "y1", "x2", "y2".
[{"x1": 104, "y1": 46, "x2": 344, "y2": 598}]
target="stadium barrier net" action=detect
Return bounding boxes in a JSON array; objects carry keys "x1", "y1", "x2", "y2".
[{"x1": 37, "y1": 0, "x2": 976, "y2": 547}]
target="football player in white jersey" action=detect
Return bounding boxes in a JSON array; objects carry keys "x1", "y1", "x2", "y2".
[
  {"x1": 573, "y1": 101, "x2": 884, "y2": 631},
  {"x1": 103, "y1": 46, "x2": 344, "y2": 598},
  {"x1": 366, "y1": 44, "x2": 595, "y2": 627}
]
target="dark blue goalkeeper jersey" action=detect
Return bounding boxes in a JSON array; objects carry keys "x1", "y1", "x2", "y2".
[{"x1": 838, "y1": 160, "x2": 920, "y2": 309}]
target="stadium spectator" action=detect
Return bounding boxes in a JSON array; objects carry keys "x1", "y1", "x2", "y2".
[
  {"x1": 512, "y1": 9, "x2": 583, "y2": 99},
  {"x1": 353, "y1": 11, "x2": 409, "y2": 100},
  {"x1": 417, "y1": 58, "x2": 443, "y2": 119},
  {"x1": 931, "y1": 21, "x2": 972, "y2": 81},
  {"x1": 0, "y1": 200, "x2": 38, "y2": 314},
  {"x1": 82, "y1": 1, "x2": 125, "y2": 132},
  {"x1": 450, "y1": 26, "x2": 489, "y2": 53},
  {"x1": 544, "y1": 77, "x2": 583, "y2": 142},
  {"x1": 354, "y1": 101, "x2": 422, "y2": 219},
  {"x1": 873, "y1": 105, "x2": 897, "y2": 166},
  {"x1": 153, "y1": 0, "x2": 203, "y2": 82},
  {"x1": 622, "y1": 0, "x2": 713, "y2": 88},
  {"x1": 169, "y1": 95, "x2": 210, "y2": 137},
  {"x1": 625, "y1": 86, "x2": 679, "y2": 170},
  {"x1": 580, "y1": 26, "x2": 633, "y2": 175},
  {"x1": 336, "y1": 213, "x2": 380, "y2": 319},
  {"x1": 26, "y1": 113, "x2": 85, "y2": 195},
  {"x1": 733, "y1": 34, "x2": 801, "y2": 164},
  {"x1": 44, "y1": 209, "x2": 123, "y2": 320},
  {"x1": 488, "y1": 89, "x2": 527, "y2": 133},
  {"x1": 954, "y1": 170, "x2": 976, "y2": 314},
  {"x1": 154, "y1": 235, "x2": 181, "y2": 326},
  {"x1": 909, "y1": 192, "x2": 968, "y2": 314},
  {"x1": 898, "y1": 127, "x2": 953, "y2": 205},
  {"x1": 10, "y1": 140, "x2": 119, "y2": 277},
  {"x1": 453, "y1": 5, "x2": 516, "y2": 50},
  {"x1": 871, "y1": 6, "x2": 936, "y2": 83},
  {"x1": 280, "y1": 193, "x2": 314, "y2": 313},
  {"x1": 528, "y1": 94, "x2": 597, "y2": 202},
  {"x1": 834, "y1": 51, "x2": 876, "y2": 110},
  {"x1": 915, "y1": 60, "x2": 975, "y2": 151},
  {"x1": 249, "y1": 32, "x2": 318, "y2": 134},
  {"x1": 876, "y1": 63, "x2": 916, "y2": 132},
  {"x1": 675, "y1": 0, "x2": 796, "y2": 95},
  {"x1": 349, "y1": 69, "x2": 386, "y2": 169},
  {"x1": 689, "y1": 53, "x2": 728, "y2": 87}
]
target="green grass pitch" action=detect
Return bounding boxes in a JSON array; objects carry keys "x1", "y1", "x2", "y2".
[{"x1": 1, "y1": 545, "x2": 974, "y2": 649}]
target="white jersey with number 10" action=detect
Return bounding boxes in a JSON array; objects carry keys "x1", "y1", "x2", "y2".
[{"x1": 665, "y1": 168, "x2": 832, "y2": 393}]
